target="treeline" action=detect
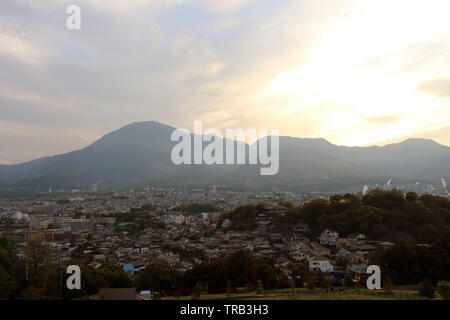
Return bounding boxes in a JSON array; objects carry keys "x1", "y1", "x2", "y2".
[
  {"x1": 62, "y1": 264, "x2": 132, "y2": 300},
  {"x1": 179, "y1": 250, "x2": 280, "y2": 290},
  {"x1": 0, "y1": 237, "x2": 16, "y2": 299},
  {"x1": 0, "y1": 237, "x2": 134, "y2": 300},
  {"x1": 0, "y1": 240, "x2": 283, "y2": 299},
  {"x1": 217, "y1": 189, "x2": 450, "y2": 244},
  {"x1": 130, "y1": 250, "x2": 282, "y2": 295},
  {"x1": 302, "y1": 189, "x2": 450, "y2": 243},
  {"x1": 217, "y1": 202, "x2": 299, "y2": 232},
  {"x1": 68, "y1": 251, "x2": 287, "y2": 298},
  {"x1": 114, "y1": 204, "x2": 165, "y2": 235},
  {"x1": 372, "y1": 234, "x2": 450, "y2": 285},
  {"x1": 2, "y1": 237, "x2": 450, "y2": 299},
  {"x1": 115, "y1": 212, "x2": 166, "y2": 235},
  {"x1": 217, "y1": 204, "x2": 264, "y2": 231},
  {"x1": 0, "y1": 238, "x2": 64, "y2": 299}
]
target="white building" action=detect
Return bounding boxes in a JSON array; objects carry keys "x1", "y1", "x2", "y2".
[
  {"x1": 309, "y1": 256, "x2": 333, "y2": 272},
  {"x1": 201, "y1": 212, "x2": 221, "y2": 220},
  {"x1": 319, "y1": 229, "x2": 339, "y2": 246},
  {"x1": 175, "y1": 215, "x2": 186, "y2": 224}
]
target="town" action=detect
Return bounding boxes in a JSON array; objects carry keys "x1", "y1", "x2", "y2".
[{"x1": 2, "y1": 186, "x2": 449, "y2": 300}]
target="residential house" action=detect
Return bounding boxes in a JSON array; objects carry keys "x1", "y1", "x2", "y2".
[
  {"x1": 319, "y1": 229, "x2": 339, "y2": 246},
  {"x1": 309, "y1": 256, "x2": 334, "y2": 273}
]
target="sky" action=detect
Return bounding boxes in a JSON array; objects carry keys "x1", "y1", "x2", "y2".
[{"x1": 1, "y1": 0, "x2": 450, "y2": 164}]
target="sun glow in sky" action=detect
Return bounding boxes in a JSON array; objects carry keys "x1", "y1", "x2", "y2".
[
  {"x1": 260, "y1": 0, "x2": 450, "y2": 146},
  {"x1": 0, "y1": 0, "x2": 450, "y2": 163}
]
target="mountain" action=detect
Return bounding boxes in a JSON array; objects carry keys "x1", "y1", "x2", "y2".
[
  {"x1": 0, "y1": 121, "x2": 449, "y2": 193},
  {"x1": 0, "y1": 121, "x2": 242, "y2": 191},
  {"x1": 275, "y1": 136, "x2": 450, "y2": 180}
]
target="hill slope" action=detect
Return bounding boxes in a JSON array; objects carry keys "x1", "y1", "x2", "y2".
[{"x1": 0, "y1": 121, "x2": 449, "y2": 192}]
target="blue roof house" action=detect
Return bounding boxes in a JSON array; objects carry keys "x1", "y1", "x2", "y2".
[{"x1": 123, "y1": 261, "x2": 146, "y2": 276}]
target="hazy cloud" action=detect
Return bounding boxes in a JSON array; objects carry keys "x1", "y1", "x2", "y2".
[
  {"x1": 417, "y1": 78, "x2": 450, "y2": 98},
  {"x1": 364, "y1": 116, "x2": 399, "y2": 125},
  {"x1": 1, "y1": 0, "x2": 450, "y2": 163}
]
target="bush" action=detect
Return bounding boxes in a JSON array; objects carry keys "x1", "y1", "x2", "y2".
[
  {"x1": 320, "y1": 277, "x2": 331, "y2": 292},
  {"x1": 256, "y1": 280, "x2": 264, "y2": 295},
  {"x1": 383, "y1": 278, "x2": 394, "y2": 295},
  {"x1": 418, "y1": 279, "x2": 435, "y2": 299},
  {"x1": 226, "y1": 280, "x2": 232, "y2": 296},
  {"x1": 307, "y1": 279, "x2": 315, "y2": 291},
  {"x1": 344, "y1": 274, "x2": 353, "y2": 288},
  {"x1": 437, "y1": 281, "x2": 450, "y2": 300},
  {"x1": 290, "y1": 282, "x2": 297, "y2": 294},
  {"x1": 192, "y1": 283, "x2": 202, "y2": 300},
  {"x1": 153, "y1": 292, "x2": 161, "y2": 300}
]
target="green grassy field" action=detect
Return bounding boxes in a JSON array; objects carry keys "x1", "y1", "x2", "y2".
[{"x1": 162, "y1": 287, "x2": 442, "y2": 300}]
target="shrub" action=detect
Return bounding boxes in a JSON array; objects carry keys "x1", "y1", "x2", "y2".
[
  {"x1": 256, "y1": 280, "x2": 264, "y2": 295},
  {"x1": 418, "y1": 279, "x2": 435, "y2": 299},
  {"x1": 192, "y1": 283, "x2": 202, "y2": 300},
  {"x1": 344, "y1": 274, "x2": 353, "y2": 287},
  {"x1": 307, "y1": 279, "x2": 315, "y2": 291},
  {"x1": 383, "y1": 278, "x2": 394, "y2": 295},
  {"x1": 437, "y1": 281, "x2": 450, "y2": 300}
]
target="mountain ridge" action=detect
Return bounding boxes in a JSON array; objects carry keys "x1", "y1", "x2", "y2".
[{"x1": 0, "y1": 121, "x2": 449, "y2": 192}]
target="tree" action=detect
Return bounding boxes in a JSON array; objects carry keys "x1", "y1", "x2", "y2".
[
  {"x1": 182, "y1": 251, "x2": 279, "y2": 290},
  {"x1": 320, "y1": 276, "x2": 331, "y2": 292},
  {"x1": 379, "y1": 243, "x2": 419, "y2": 285},
  {"x1": 96, "y1": 264, "x2": 132, "y2": 289},
  {"x1": 307, "y1": 279, "x2": 315, "y2": 292},
  {"x1": 20, "y1": 286, "x2": 45, "y2": 300},
  {"x1": 383, "y1": 277, "x2": 394, "y2": 295},
  {"x1": 278, "y1": 200, "x2": 294, "y2": 209},
  {"x1": 24, "y1": 240, "x2": 51, "y2": 284},
  {"x1": 226, "y1": 280, "x2": 232, "y2": 296},
  {"x1": 21, "y1": 240, "x2": 59, "y2": 299},
  {"x1": 363, "y1": 188, "x2": 405, "y2": 210},
  {"x1": 134, "y1": 261, "x2": 180, "y2": 292},
  {"x1": 302, "y1": 199, "x2": 331, "y2": 226},
  {"x1": 0, "y1": 247, "x2": 14, "y2": 273},
  {"x1": 0, "y1": 237, "x2": 16, "y2": 299},
  {"x1": 256, "y1": 280, "x2": 264, "y2": 295},
  {"x1": 192, "y1": 283, "x2": 202, "y2": 300},
  {"x1": 419, "y1": 279, "x2": 435, "y2": 299},
  {"x1": 287, "y1": 262, "x2": 309, "y2": 284},
  {"x1": 290, "y1": 282, "x2": 296, "y2": 295},
  {"x1": 406, "y1": 192, "x2": 418, "y2": 202},
  {"x1": 344, "y1": 274, "x2": 353, "y2": 288},
  {"x1": 0, "y1": 266, "x2": 15, "y2": 299},
  {"x1": 437, "y1": 280, "x2": 450, "y2": 300}
]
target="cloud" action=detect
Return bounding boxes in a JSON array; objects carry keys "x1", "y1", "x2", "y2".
[
  {"x1": 0, "y1": 29, "x2": 49, "y2": 63},
  {"x1": 201, "y1": 0, "x2": 259, "y2": 13},
  {"x1": 417, "y1": 78, "x2": 450, "y2": 98},
  {"x1": 1, "y1": 0, "x2": 450, "y2": 163},
  {"x1": 82, "y1": 0, "x2": 185, "y2": 15},
  {"x1": 0, "y1": 119, "x2": 99, "y2": 164},
  {"x1": 364, "y1": 116, "x2": 399, "y2": 125},
  {"x1": 0, "y1": 159, "x2": 13, "y2": 165}
]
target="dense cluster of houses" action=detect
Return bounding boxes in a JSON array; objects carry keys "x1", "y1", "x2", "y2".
[{"x1": 0, "y1": 189, "x2": 395, "y2": 285}]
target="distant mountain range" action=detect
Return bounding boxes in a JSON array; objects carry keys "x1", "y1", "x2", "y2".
[{"x1": 1, "y1": 121, "x2": 449, "y2": 193}]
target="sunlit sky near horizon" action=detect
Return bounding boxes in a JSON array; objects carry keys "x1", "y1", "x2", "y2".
[{"x1": 1, "y1": 0, "x2": 450, "y2": 164}]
